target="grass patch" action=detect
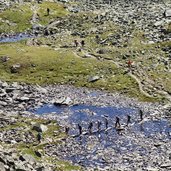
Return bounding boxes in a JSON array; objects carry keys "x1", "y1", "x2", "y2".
[
  {"x1": 37, "y1": 2, "x2": 69, "y2": 25},
  {"x1": 0, "y1": 41, "x2": 158, "y2": 101},
  {"x1": 0, "y1": 3, "x2": 32, "y2": 33},
  {"x1": 0, "y1": 120, "x2": 27, "y2": 131}
]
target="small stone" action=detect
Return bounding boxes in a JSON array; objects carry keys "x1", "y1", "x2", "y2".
[
  {"x1": 88, "y1": 76, "x2": 100, "y2": 83},
  {"x1": 160, "y1": 162, "x2": 171, "y2": 168}
]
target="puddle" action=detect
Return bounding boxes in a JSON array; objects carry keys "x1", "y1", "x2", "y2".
[
  {"x1": 33, "y1": 104, "x2": 171, "y2": 168},
  {"x1": 0, "y1": 33, "x2": 33, "y2": 43}
]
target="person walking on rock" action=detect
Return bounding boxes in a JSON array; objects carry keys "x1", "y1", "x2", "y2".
[
  {"x1": 139, "y1": 109, "x2": 143, "y2": 121},
  {"x1": 37, "y1": 132, "x2": 42, "y2": 143},
  {"x1": 47, "y1": 8, "x2": 50, "y2": 16},
  {"x1": 104, "y1": 116, "x2": 108, "y2": 130},
  {"x1": 127, "y1": 60, "x2": 133, "y2": 70},
  {"x1": 80, "y1": 40, "x2": 85, "y2": 47},
  {"x1": 65, "y1": 126, "x2": 70, "y2": 135},
  {"x1": 74, "y1": 40, "x2": 79, "y2": 47},
  {"x1": 115, "y1": 117, "x2": 121, "y2": 128},
  {"x1": 97, "y1": 120, "x2": 102, "y2": 132},
  {"x1": 78, "y1": 124, "x2": 82, "y2": 135},
  {"x1": 127, "y1": 115, "x2": 131, "y2": 126},
  {"x1": 88, "y1": 122, "x2": 93, "y2": 134}
]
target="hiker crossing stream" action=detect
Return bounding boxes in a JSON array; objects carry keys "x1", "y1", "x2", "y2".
[{"x1": 33, "y1": 100, "x2": 171, "y2": 169}]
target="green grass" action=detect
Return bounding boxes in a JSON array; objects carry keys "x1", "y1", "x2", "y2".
[
  {"x1": 37, "y1": 2, "x2": 69, "y2": 25},
  {"x1": 0, "y1": 40, "x2": 160, "y2": 101},
  {"x1": 0, "y1": 1, "x2": 68, "y2": 33},
  {"x1": 0, "y1": 120, "x2": 27, "y2": 131},
  {"x1": 0, "y1": 3, "x2": 32, "y2": 33}
]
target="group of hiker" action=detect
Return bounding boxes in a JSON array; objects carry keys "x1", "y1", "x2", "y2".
[
  {"x1": 74, "y1": 39, "x2": 85, "y2": 47},
  {"x1": 64, "y1": 109, "x2": 144, "y2": 136}
]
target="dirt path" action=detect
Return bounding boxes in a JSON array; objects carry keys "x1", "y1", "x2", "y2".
[
  {"x1": 74, "y1": 48, "x2": 171, "y2": 105},
  {"x1": 30, "y1": 4, "x2": 39, "y2": 25}
]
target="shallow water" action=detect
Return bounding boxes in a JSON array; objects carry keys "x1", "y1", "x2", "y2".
[
  {"x1": 35, "y1": 103, "x2": 171, "y2": 168},
  {"x1": 33, "y1": 104, "x2": 171, "y2": 137},
  {"x1": 0, "y1": 33, "x2": 33, "y2": 43}
]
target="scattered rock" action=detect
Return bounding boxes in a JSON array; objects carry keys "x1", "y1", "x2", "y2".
[
  {"x1": 54, "y1": 97, "x2": 72, "y2": 106},
  {"x1": 10, "y1": 64, "x2": 21, "y2": 73},
  {"x1": 88, "y1": 76, "x2": 100, "y2": 82},
  {"x1": 0, "y1": 56, "x2": 10, "y2": 62},
  {"x1": 32, "y1": 124, "x2": 48, "y2": 132},
  {"x1": 160, "y1": 162, "x2": 171, "y2": 168}
]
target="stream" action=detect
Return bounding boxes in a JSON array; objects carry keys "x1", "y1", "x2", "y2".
[
  {"x1": 33, "y1": 103, "x2": 171, "y2": 168},
  {"x1": 0, "y1": 33, "x2": 34, "y2": 43}
]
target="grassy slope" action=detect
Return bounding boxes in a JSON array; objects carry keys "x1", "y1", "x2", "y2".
[
  {"x1": 0, "y1": 41, "x2": 141, "y2": 97},
  {"x1": 0, "y1": 1, "x2": 68, "y2": 33},
  {"x1": 37, "y1": 1, "x2": 69, "y2": 25},
  {"x1": 1, "y1": 1, "x2": 169, "y2": 102},
  {"x1": 0, "y1": 3, "x2": 32, "y2": 33}
]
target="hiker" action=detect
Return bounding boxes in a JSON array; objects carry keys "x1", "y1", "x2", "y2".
[
  {"x1": 97, "y1": 120, "x2": 102, "y2": 132},
  {"x1": 88, "y1": 122, "x2": 93, "y2": 134},
  {"x1": 127, "y1": 115, "x2": 131, "y2": 126},
  {"x1": 65, "y1": 126, "x2": 70, "y2": 135},
  {"x1": 37, "y1": 132, "x2": 42, "y2": 143},
  {"x1": 127, "y1": 60, "x2": 133, "y2": 69},
  {"x1": 115, "y1": 117, "x2": 121, "y2": 128},
  {"x1": 44, "y1": 29, "x2": 49, "y2": 36},
  {"x1": 47, "y1": 8, "x2": 50, "y2": 16},
  {"x1": 139, "y1": 109, "x2": 143, "y2": 121},
  {"x1": 78, "y1": 124, "x2": 82, "y2": 135},
  {"x1": 80, "y1": 40, "x2": 85, "y2": 47},
  {"x1": 74, "y1": 40, "x2": 79, "y2": 47},
  {"x1": 104, "y1": 117, "x2": 108, "y2": 129},
  {"x1": 163, "y1": 10, "x2": 166, "y2": 18}
]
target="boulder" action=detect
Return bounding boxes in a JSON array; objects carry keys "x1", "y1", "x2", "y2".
[
  {"x1": 160, "y1": 162, "x2": 171, "y2": 168},
  {"x1": 88, "y1": 76, "x2": 100, "y2": 82},
  {"x1": 19, "y1": 154, "x2": 36, "y2": 164},
  {"x1": 17, "y1": 96, "x2": 30, "y2": 102},
  {"x1": 0, "y1": 56, "x2": 10, "y2": 63},
  {"x1": 1, "y1": 82, "x2": 8, "y2": 88},
  {"x1": 32, "y1": 124, "x2": 48, "y2": 132},
  {"x1": 165, "y1": 9, "x2": 171, "y2": 17},
  {"x1": 36, "y1": 86, "x2": 47, "y2": 94},
  {"x1": 5, "y1": 87, "x2": 16, "y2": 93},
  {"x1": 10, "y1": 64, "x2": 21, "y2": 73},
  {"x1": 54, "y1": 97, "x2": 72, "y2": 106}
]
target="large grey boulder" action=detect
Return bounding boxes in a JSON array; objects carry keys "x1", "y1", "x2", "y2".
[
  {"x1": 165, "y1": 9, "x2": 171, "y2": 17},
  {"x1": 32, "y1": 124, "x2": 48, "y2": 132},
  {"x1": 54, "y1": 97, "x2": 72, "y2": 106},
  {"x1": 17, "y1": 96, "x2": 30, "y2": 102},
  {"x1": 19, "y1": 154, "x2": 36, "y2": 164}
]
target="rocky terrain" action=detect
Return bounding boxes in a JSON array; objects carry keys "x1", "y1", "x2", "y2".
[
  {"x1": 0, "y1": 80, "x2": 170, "y2": 170},
  {"x1": 0, "y1": 0, "x2": 171, "y2": 170}
]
